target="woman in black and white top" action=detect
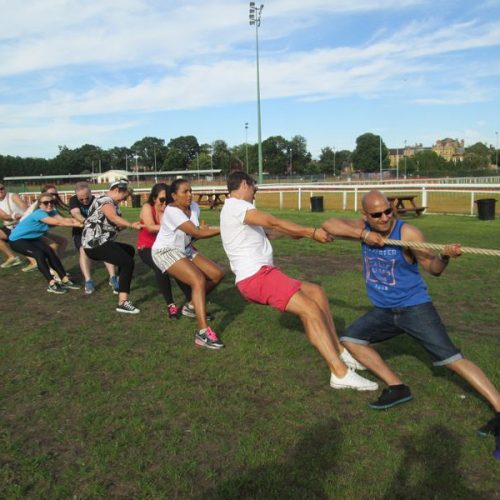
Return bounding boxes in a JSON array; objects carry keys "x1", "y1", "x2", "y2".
[{"x1": 82, "y1": 180, "x2": 142, "y2": 314}]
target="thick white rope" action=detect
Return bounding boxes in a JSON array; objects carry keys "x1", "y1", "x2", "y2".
[{"x1": 383, "y1": 239, "x2": 500, "y2": 257}]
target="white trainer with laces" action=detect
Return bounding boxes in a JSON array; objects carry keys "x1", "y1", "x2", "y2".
[
  {"x1": 330, "y1": 368, "x2": 378, "y2": 391},
  {"x1": 340, "y1": 349, "x2": 367, "y2": 371}
]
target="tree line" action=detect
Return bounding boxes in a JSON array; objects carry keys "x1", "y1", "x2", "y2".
[{"x1": 1, "y1": 133, "x2": 498, "y2": 180}]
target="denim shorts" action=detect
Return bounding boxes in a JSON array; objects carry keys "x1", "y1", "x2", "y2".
[{"x1": 340, "y1": 302, "x2": 463, "y2": 366}]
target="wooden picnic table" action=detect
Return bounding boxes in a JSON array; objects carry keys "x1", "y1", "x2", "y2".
[
  {"x1": 387, "y1": 195, "x2": 427, "y2": 216},
  {"x1": 193, "y1": 191, "x2": 228, "y2": 209}
]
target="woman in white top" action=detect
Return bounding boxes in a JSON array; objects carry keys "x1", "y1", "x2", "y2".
[
  {"x1": 152, "y1": 179, "x2": 224, "y2": 349},
  {"x1": 0, "y1": 181, "x2": 27, "y2": 268}
]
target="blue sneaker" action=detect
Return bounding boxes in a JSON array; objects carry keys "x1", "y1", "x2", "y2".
[
  {"x1": 85, "y1": 279, "x2": 95, "y2": 294},
  {"x1": 109, "y1": 275, "x2": 119, "y2": 294}
]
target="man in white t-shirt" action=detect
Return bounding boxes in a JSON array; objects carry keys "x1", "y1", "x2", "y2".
[{"x1": 220, "y1": 170, "x2": 379, "y2": 391}]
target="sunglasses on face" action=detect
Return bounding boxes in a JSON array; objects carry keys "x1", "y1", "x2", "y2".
[
  {"x1": 368, "y1": 207, "x2": 393, "y2": 219},
  {"x1": 158, "y1": 197, "x2": 168, "y2": 204},
  {"x1": 41, "y1": 200, "x2": 55, "y2": 206},
  {"x1": 0, "y1": 187, "x2": 5, "y2": 191}
]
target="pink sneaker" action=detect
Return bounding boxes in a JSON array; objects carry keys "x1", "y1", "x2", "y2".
[
  {"x1": 167, "y1": 303, "x2": 179, "y2": 319},
  {"x1": 195, "y1": 327, "x2": 224, "y2": 349}
]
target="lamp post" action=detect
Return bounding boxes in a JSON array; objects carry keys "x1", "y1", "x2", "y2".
[
  {"x1": 289, "y1": 147, "x2": 293, "y2": 178},
  {"x1": 379, "y1": 135, "x2": 383, "y2": 182},
  {"x1": 496, "y1": 131, "x2": 499, "y2": 168},
  {"x1": 333, "y1": 146, "x2": 336, "y2": 178},
  {"x1": 134, "y1": 155, "x2": 139, "y2": 186},
  {"x1": 404, "y1": 139, "x2": 407, "y2": 178},
  {"x1": 153, "y1": 146, "x2": 158, "y2": 183},
  {"x1": 245, "y1": 122, "x2": 249, "y2": 173},
  {"x1": 249, "y1": 2, "x2": 264, "y2": 185}
]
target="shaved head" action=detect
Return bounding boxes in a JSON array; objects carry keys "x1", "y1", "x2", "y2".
[{"x1": 362, "y1": 190, "x2": 389, "y2": 211}]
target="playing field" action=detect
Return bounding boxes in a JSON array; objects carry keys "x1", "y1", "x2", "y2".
[{"x1": 1, "y1": 209, "x2": 499, "y2": 498}]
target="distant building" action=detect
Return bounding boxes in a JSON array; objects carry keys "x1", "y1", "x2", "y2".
[
  {"x1": 388, "y1": 143, "x2": 427, "y2": 167},
  {"x1": 432, "y1": 138, "x2": 465, "y2": 163},
  {"x1": 95, "y1": 170, "x2": 129, "y2": 184}
]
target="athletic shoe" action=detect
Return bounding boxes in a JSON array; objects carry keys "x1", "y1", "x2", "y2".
[
  {"x1": 369, "y1": 384, "x2": 413, "y2": 410},
  {"x1": 330, "y1": 368, "x2": 379, "y2": 391},
  {"x1": 22, "y1": 262, "x2": 38, "y2": 272},
  {"x1": 61, "y1": 279, "x2": 81, "y2": 290},
  {"x1": 167, "y1": 303, "x2": 179, "y2": 319},
  {"x1": 478, "y1": 412, "x2": 500, "y2": 437},
  {"x1": 182, "y1": 303, "x2": 214, "y2": 321},
  {"x1": 1, "y1": 256, "x2": 22, "y2": 268},
  {"x1": 47, "y1": 282, "x2": 68, "y2": 294},
  {"x1": 195, "y1": 327, "x2": 224, "y2": 349},
  {"x1": 116, "y1": 300, "x2": 140, "y2": 314},
  {"x1": 340, "y1": 348, "x2": 367, "y2": 371},
  {"x1": 84, "y1": 279, "x2": 95, "y2": 294},
  {"x1": 109, "y1": 275, "x2": 119, "y2": 294}
]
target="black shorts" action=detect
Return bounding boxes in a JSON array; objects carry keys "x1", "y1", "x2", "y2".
[
  {"x1": 73, "y1": 234, "x2": 83, "y2": 250},
  {"x1": 1, "y1": 226, "x2": 11, "y2": 237}
]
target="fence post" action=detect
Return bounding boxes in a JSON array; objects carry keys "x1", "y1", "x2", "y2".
[
  {"x1": 298, "y1": 187, "x2": 302, "y2": 211},
  {"x1": 422, "y1": 187, "x2": 427, "y2": 208},
  {"x1": 343, "y1": 191, "x2": 347, "y2": 211},
  {"x1": 279, "y1": 191, "x2": 283, "y2": 210},
  {"x1": 470, "y1": 191, "x2": 475, "y2": 216},
  {"x1": 354, "y1": 188, "x2": 358, "y2": 212}
]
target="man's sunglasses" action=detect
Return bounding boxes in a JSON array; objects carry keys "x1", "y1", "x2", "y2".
[
  {"x1": 41, "y1": 200, "x2": 55, "y2": 206},
  {"x1": 368, "y1": 207, "x2": 393, "y2": 219},
  {"x1": 158, "y1": 197, "x2": 168, "y2": 204}
]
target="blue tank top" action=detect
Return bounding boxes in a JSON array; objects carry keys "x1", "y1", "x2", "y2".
[{"x1": 362, "y1": 219, "x2": 430, "y2": 308}]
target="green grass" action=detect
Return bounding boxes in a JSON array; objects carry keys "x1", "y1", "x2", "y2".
[{"x1": 1, "y1": 210, "x2": 499, "y2": 498}]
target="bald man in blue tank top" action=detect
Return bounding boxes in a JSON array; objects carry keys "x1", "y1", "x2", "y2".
[{"x1": 322, "y1": 190, "x2": 500, "y2": 436}]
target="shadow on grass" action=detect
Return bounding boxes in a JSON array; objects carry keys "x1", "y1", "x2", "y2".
[
  {"x1": 385, "y1": 425, "x2": 486, "y2": 499},
  {"x1": 200, "y1": 419, "x2": 342, "y2": 499}
]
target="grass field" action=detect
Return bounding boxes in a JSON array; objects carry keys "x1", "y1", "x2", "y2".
[{"x1": 1, "y1": 209, "x2": 499, "y2": 498}]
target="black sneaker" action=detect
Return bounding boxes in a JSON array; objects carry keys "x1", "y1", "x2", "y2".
[
  {"x1": 369, "y1": 384, "x2": 413, "y2": 410},
  {"x1": 478, "y1": 412, "x2": 500, "y2": 437},
  {"x1": 47, "y1": 283, "x2": 67, "y2": 294},
  {"x1": 116, "y1": 300, "x2": 140, "y2": 314},
  {"x1": 61, "y1": 279, "x2": 81, "y2": 290}
]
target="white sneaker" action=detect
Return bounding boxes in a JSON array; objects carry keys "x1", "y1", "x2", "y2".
[
  {"x1": 340, "y1": 349, "x2": 367, "y2": 371},
  {"x1": 330, "y1": 368, "x2": 378, "y2": 391}
]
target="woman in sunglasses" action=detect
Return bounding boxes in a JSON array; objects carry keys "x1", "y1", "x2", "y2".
[
  {"x1": 152, "y1": 178, "x2": 224, "y2": 349},
  {"x1": 82, "y1": 180, "x2": 142, "y2": 314},
  {"x1": 8, "y1": 193, "x2": 83, "y2": 293},
  {"x1": 137, "y1": 183, "x2": 191, "y2": 319}
]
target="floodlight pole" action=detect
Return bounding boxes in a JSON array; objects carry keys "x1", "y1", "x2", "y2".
[
  {"x1": 245, "y1": 122, "x2": 249, "y2": 173},
  {"x1": 496, "y1": 131, "x2": 499, "y2": 168},
  {"x1": 379, "y1": 135, "x2": 383, "y2": 181},
  {"x1": 249, "y1": 2, "x2": 264, "y2": 185}
]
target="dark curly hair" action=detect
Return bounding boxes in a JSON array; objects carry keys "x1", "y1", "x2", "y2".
[{"x1": 147, "y1": 183, "x2": 171, "y2": 205}]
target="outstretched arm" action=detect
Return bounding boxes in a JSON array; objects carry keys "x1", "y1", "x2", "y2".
[
  {"x1": 244, "y1": 208, "x2": 331, "y2": 243},
  {"x1": 322, "y1": 217, "x2": 385, "y2": 246},
  {"x1": 401, "y1": 224, "x2": 461, "y2": 276},
  {"x1": 178, "y1": 220, "x2": 220, "y2": 239}
]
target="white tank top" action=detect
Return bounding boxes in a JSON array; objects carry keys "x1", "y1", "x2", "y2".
[{"x1": 0, "y1": 192, "x2": 25, "y2": 228}]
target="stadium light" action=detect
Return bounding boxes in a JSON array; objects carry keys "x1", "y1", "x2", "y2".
[{"x1": 249, "y1": 2, "x2": 264, "y2": 184}]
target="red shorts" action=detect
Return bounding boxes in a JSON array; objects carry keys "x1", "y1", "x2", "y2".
[{"x1": 236, "y1": 265, "x2": 302, "y2": 312}]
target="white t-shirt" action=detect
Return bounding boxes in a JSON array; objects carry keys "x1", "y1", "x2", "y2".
[
  {"x1": 153, "y1": 202, "x2": 200, "y2": 254},
  {"x1": 0, "y1": 193, "x2": 26, "y2": 229},
  {"x1": 220, "y1": 197, "x2": 273, "y2": 283}
]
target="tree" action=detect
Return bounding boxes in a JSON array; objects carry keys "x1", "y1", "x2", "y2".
[
  {"x1": 167, "y1": 136, "x2": 199, "y2": 170},
  {"x1": 352, "y1": 133, "x2": 389, "y2": 173},
  {"x1": 131, "y1": 137, "x2": 167, "y2": 171},
  {"x1": 262, "y1": 135, "x2": 289, "y2": 175},
  {"x1": 211, "y1": 140, "x2": 232, "y2": 173},
  {"x1": 288, "y1": 135, "x2": 312, "y2": 174},
  {"x1": 462, "y1": 142, "x2": 491, "y2": 170}
]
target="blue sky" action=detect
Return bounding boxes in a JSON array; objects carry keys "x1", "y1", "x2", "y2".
[{"x1": 1, "y1": 0, "x2": 499, "y2": 159}]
